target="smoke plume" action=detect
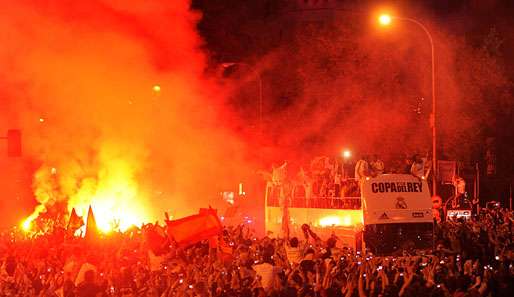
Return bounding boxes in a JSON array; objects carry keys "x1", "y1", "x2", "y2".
[{"x1": 0, "y1": 0, "x2": 249, "y2": 229}]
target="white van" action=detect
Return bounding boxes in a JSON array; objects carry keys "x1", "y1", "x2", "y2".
[{"x1": 360, "y1": 174, "x2": 434, "y2": 255}]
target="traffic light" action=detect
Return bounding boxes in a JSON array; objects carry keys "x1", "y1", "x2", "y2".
[{"x1": 7, "y1": 129, "x2": 22, "y2": 157}]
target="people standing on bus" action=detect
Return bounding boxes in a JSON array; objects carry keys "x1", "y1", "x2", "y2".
[
  {"x1": 296, "y1": 167, "x2": 312, "y2": 199},
  {"x1": 334, "y1": 172, "x2": 342, "y2": 198},
  {"x1": 410, "y1": 154, "x2": 425, "y2": 178},
  {"x1": 354, "y1": 155, "x2": 370, "y2": 184},
  {"x1": 272, "y1": 161, "x2": 287, "y2": 186},
  {"x1": 355, "y1": 155, "x2": 370, "y2": 189},
  {"x1": 271, "y1": 161, "x2": 288, "y2": 200},
  {"x1": 404, "y1": 155, "x2": 413, "y2": 173},
  {"x1": 370, "y1": 154, "x2": 385, "y2": 176},
  {"x1": 319, "y1": 177, "x2": 329, "y2": 198},
  {"x1": 422, "y1": 154, "x2": 432, "y2": 179}
]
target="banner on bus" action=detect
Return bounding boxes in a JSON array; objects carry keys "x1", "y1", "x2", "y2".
[{"x1": 361, "y1": 174, "x2": 433, "y2": 225}]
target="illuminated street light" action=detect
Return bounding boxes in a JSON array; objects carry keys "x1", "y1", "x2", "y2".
[
  {"x1": 377, "y1": 13, "x2": 438, "y2": 196},
  {"x1": 378, "y1": 14, "x2": 392, "y2": 26}
]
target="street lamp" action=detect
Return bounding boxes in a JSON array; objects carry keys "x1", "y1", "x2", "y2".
[
  {"x1": 341, "y1": 149, "x2": 351, "y2": 159},
  {"x1": 222, "y1": 62, "x2": 263, "y2": 138},
  {"x1": 378, "y1": 13, "x2": 437, "y2": 196},
  {"x1": 378, "y1": 14, "x2": 392, "y2": 26}
]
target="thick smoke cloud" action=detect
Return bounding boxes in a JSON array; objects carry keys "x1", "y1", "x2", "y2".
[
  {"x1": 0, "y1": 0, "x2": 250, "y2": 227},
  {"x1": 255, "y1": 13, "x2": 510, "y2": 169}
]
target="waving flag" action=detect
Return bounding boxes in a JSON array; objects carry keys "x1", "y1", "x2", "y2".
[
  {"x1": 66, "y1": 208, "x2": 84, "y2": 235},
  {"x1": 84, "y1": 206, "x2": 99, "y2": 242},
  {"x1": 166, "y1": 208, "x2": 222, "y2": 247}
]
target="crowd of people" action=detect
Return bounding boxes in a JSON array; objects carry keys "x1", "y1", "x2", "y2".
[
  {"x1": 266, "y1": 154, "x2": 431, "y2": 208},
  {"x1": 1, "y1": 206, "x2": 512, "y2": 297}
]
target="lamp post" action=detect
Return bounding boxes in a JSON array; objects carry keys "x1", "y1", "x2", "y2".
[
  {"x1": 378, "y1": 14, "x2": 437, "y2": 196},
  {"x1": 222, "y1": 62, "x2": 263, "y2": 139}
]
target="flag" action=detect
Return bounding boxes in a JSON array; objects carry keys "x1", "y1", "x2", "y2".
[
  {"x1": 209, "y1": 236, "x2": 218, "y2": 249},
  {"x1": 199, "y1": 206, "x2": 217, "y2": 216},
  {"x1": 166, "y1": 209, "x2": 222, "y2": 247},
  {"x1": 66, "y1": 208, "x2": 84, "y2": 235},
  {"x1": 84, "y1": 206, "x2": 99, "y2": 242},
  {"x1": 224, "y1": 206, "x2": 238, "y2": 218}
]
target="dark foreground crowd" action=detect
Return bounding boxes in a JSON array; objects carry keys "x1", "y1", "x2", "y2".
[{"x1": 1, "y1": 207, "x2": 512, "y2": 297}]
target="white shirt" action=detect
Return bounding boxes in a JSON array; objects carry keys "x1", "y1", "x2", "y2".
[
  {"x1": 334, "y1": 174, "x2": 342, "y2": 185},
  {"x1": 285, "y1": 245, "x2": 302, "y2": 265},
  {"x1": 272, "y1": 162, "x2": 287, "y2": 185},
  {"x1": 253, "y1": 263, "x2": 276, "y2": 290},
  {"x1": 410, "y1": 161, "x2": 425, "y2": 178},
  {"x1": 355, "y1": 160, "x2": 369, "y2": 180}
]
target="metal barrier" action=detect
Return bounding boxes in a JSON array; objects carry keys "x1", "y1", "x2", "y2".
[
  {"x1": 265, "y1": 178, "x2": 363, "y2": 210},
  {"x1": 266, "y1": 191, "x2": 361, "y2": 210}
]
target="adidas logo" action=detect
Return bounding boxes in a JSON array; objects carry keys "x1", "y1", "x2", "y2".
[{"x1": 379, "y1": 212, "x2": 389, "y2": 220}]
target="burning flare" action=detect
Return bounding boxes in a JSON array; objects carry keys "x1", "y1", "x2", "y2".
[{"x1": 23, "y1": 144, "x2": 152, "y2": 233}]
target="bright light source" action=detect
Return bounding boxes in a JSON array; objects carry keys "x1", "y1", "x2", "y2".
[
  {"x1": 21, "y1": 219, "x2": 31, "y2": 232},
  {"x1": 222, "y1": 192, "x2": 235, "y2": 204},
  {"x1": 342, "y1": 149, "x2": 351, "y2": 159},
  {"x1": 152, "y1": 85, "x2": 161, "y2": 92},
  {"x1": 319, "y1": 215, "x2": 355, "y2": 227},
  {"x1": 378, "y1": 14, "x2": 392, "y2": 26},
  {"x1": 319, "y1": 216, "x2": 341, "y2": 227},
  {"x1": 39, "y1": 117, "x2": 45, "y2": 123}
]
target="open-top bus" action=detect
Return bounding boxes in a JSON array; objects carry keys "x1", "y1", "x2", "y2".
[{"x1": 265, "y1": 174, "x2": 434, "y2": 254}]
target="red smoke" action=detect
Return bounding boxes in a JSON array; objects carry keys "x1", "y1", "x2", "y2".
[{"x1": 0, "y1": 0, "x2": 251, "y2": 229}]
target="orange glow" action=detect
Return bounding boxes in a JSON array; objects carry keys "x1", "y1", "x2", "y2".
[
  {"x1": 68, "y1": 153, "x2": 152, "y2": 232},
  {"x1": 6, "y1": 0, "x2": 251, "y2": 231},
  {"x1": 319, "y1": 214, "x2": 361, "y2": 227},
  {"x1": 378, "y1": 14, "x2": 392, "y2": 26},
  {"x1": 21, "y1": 204, "x2": 45, "y2": 232},
  {"x1": 24, "y1": 148, "x2": 153, "y2": 234}
]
